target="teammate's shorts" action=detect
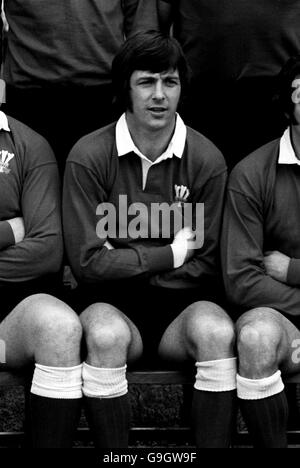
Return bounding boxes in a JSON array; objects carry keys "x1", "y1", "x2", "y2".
[{"x1": 0, "y1": 275, "x2": 64, "y2": 324}]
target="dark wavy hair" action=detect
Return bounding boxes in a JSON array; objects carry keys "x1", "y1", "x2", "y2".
[
  {"x1": 275, "y1": 55, "x2": 300, "y2": 124},
  {"x1": 112, "y1": 30, "x2": 190, "y2": 114}
]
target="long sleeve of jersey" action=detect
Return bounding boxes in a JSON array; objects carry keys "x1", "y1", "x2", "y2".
[
  {"x1": 129, "y1": 0, "x2": 159, "y2": 35},
  {"x1": 63, "y1": 161, "x2": 174, "y2": 283},
  {"x1": 157, "y1": 0, "x2": 174, "y2": 34},
  {"x1": 150, "y1": 171, "x2": 227, "y2": 288},
  {"x1": 222, "y1": 187, "x2": 300, "y2": 319},
  {"x1": 0, "y1": 221, "x2": 14, "y2": 250},
  {"x1": 287, "y1": 259, "x2": 300, "y2": 286},
  {"x1": 0, "y1": 135, "x2": 63, "y2": 284},
  {"x1": 122, "y1": 0, "x2": 139, "y2": 37},
  {"x1": 123, "y1": 0, "x2": 158, "y2": 37}
]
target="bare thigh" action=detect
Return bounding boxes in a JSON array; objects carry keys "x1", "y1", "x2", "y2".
[{"x1": 158, "y1": 301, "x2": 235, "y2": 364}]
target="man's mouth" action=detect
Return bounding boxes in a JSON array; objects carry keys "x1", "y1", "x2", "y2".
[{"x1": 148, "y1": 107, "x2": 167, "y2": 114}]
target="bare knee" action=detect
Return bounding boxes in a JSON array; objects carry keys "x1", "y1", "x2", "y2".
[
  {"x1": 22, "y1": 294, "x2": 82, "y2": 366},
  {"x1": 185, "y1": 301, "x2": 235, "y2": 360},
  {"x1": 80, "y1": 303, "x2": 132, "y2": 366},
  {"x1": 237, "y1": 308, "x2": 282, "y2": 377}
]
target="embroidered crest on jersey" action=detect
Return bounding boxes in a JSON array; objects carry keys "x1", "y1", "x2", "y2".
[
  {"x1": 174, "y1": 184, "x2": 190, "y2": 207},
  {"x1": 0, "y1": 150, "x2": 14, "y2": 174}
]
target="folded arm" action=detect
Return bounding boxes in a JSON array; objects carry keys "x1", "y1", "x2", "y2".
[
  {"x1": 63, "y1": 161, "x2": 182, "y2": 283},
  {"x1": 150, "y1": 171, "x2": 227, "y2": 287},
  {"x1": 0, "y1": 219, "x2": 17, "y2": 250},
  {"x1": 0, "y1": 159, "x2": 63, "y2": 284},
  {"x1": 222, "y1": 189, "x2": 300, "y2": 318}
]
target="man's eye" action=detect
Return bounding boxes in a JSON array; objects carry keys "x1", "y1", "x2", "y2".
[
  {"x1": 165, "y1": 79, "x2": 179, "y2": 86},
  {"x1": 138, "y1": 80, "x2": 153, "y2": 86}
]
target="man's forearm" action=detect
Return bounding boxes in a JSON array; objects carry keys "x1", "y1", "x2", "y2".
[
  {"x1": 158, "y1": 0, "x2": 173, "y2": 33},
  {"x1": 0, "y1": 232, "x2": 63, "y2": 284},
  {"x1": 68, "y1": 241, "x2": 174, "y2": 283},
  {"x1": 286, "y1": 258, "x2": 300, "y2": 287},
  {"x1": 0, "y1": 220, "x2": 15, "y2": 250},
  {"x1": 0, "y1": 217, "x2": 25, "y2": 250}
]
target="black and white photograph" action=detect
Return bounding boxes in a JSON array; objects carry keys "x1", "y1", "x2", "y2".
[{"x1": 0, "y1": 0, "x2": 300, "y2": 456}]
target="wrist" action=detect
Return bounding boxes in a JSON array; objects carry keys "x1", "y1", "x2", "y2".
[{"x1": 7, "y1": 218, "x2": 25, "y2": 244}]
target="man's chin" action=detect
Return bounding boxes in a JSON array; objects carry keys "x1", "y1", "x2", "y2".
[
  {"x1": 149, "y1": 122, "x2": 169, "y2": 132},
  {"x1": 147, "y1": 115, "x2": 176, "y2": 131}
]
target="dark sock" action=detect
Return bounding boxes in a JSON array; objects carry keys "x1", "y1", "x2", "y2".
[
  {"x1": 239, "y1": 391, "x2": 289, "y2": 448},
  {"x1": 285, "y1": 384, "x2": 299, "y2": 429},
  {"x1": 191, "y1": 389, "x2": 237, "y2": 448},
  {"x1": 84, "y1": 394, "x2": 131, "y2": 448},
  {"x1": 29, "y1": 394, "x2": 82, "y2": 448}
]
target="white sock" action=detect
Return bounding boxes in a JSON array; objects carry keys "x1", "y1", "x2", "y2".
[
  {"x1": 237, "y1": 370, "x2": 284, "y2": 400},
  {"x1": 82, "y1": 362, "x2": 127, "y2": 399},
  {"x1": 31, "y1": 363, "x2": 83, "y2": 399},
  {"x1": 194, "y1": 357, "x2": 237, "y2": 392}
]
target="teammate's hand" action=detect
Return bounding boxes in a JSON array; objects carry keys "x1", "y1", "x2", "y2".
[
  {"x1": 171, "y1": 227, "x2": 195, "y2": 268},
  {"x1": 263, "y1": 250, "x2": 290, "y2": 284}
]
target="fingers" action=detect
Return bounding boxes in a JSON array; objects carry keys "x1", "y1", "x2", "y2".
[{"x1": 174, "y1": 226, "x2": 195, "y2": 241}]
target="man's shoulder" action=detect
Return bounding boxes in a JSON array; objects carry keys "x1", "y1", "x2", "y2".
[
  {"x1": 228, "y1": 138, "x2": 280, "y2": 200},
  {"x1": 6, "y1": 115, "x2": 56, "y2": 165},
  {"x1": 230, "y1": 139, "x2": 280, "y2": 183},
  {"x1": 7, "y1": 115, "x2": 52, "y2": 148},
  {"x1": 67, "y1": 122, "x2": 117, "y2": 168},
  {"x1": 185, "y1": 126, "x2": 227, "y2": 176}
]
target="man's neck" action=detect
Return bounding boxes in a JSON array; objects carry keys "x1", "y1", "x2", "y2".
[
  {"x1": 126, "y1": 114, "x2": 176, "y2": 162},
  {"x1": 291, "y1": 125, "x2": 300, "y2": 160}
]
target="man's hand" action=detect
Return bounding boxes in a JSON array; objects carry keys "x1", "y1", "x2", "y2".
[
  {"x1": 263, "y1": 250, "x2": 290, "y2": 284},
  {"x1": 7, "y1": 217, "x2": 25, "y2": 244},
  {"x1": 171, "y1": 226, "x2": 195, "y2": 268}
]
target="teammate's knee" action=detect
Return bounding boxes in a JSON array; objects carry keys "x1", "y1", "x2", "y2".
[
  {"x1": 81, "y1": 303, "x2": 132, "y2": 356},
  {"x1": 185, "y1": 301, "x2": 235, "y2": 352},
  {"x1": 20, "y1": 294, "x2": 82, "y2": 365},
  {"x1": 30, "y1": 294, "x2": 82, "y2": 341},
  {"x1": 237, "y1": 311, "x2": 282, "y2": 374}
]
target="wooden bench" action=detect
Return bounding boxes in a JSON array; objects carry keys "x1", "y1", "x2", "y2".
[{"x1": 0, "y1": 370, "x2": 299, "y2": 447}]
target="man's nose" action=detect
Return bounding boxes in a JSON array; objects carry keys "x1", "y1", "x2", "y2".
[{"x1": 153, "y1": 80, "x2": 165, "y2": 100}]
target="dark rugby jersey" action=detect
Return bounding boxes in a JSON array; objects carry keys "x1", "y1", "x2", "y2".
[
  {"x1": 63, "y1": 117, "x2": 227, "y2": 290},
  {"x1": 3, "y1": 0, "x2": 140, "y2": 87},
  {"x1": 0, "y1": 114, "x2": 62, "y2": 284}
]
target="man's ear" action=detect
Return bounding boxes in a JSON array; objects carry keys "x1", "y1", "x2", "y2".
[{"x1": 291, "y1": 78, "x2": 300, "y2": 104}]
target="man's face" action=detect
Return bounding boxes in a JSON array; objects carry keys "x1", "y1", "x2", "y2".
[{"x1": 128, "y1": 69, "x2": 181, "y2": 132}]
